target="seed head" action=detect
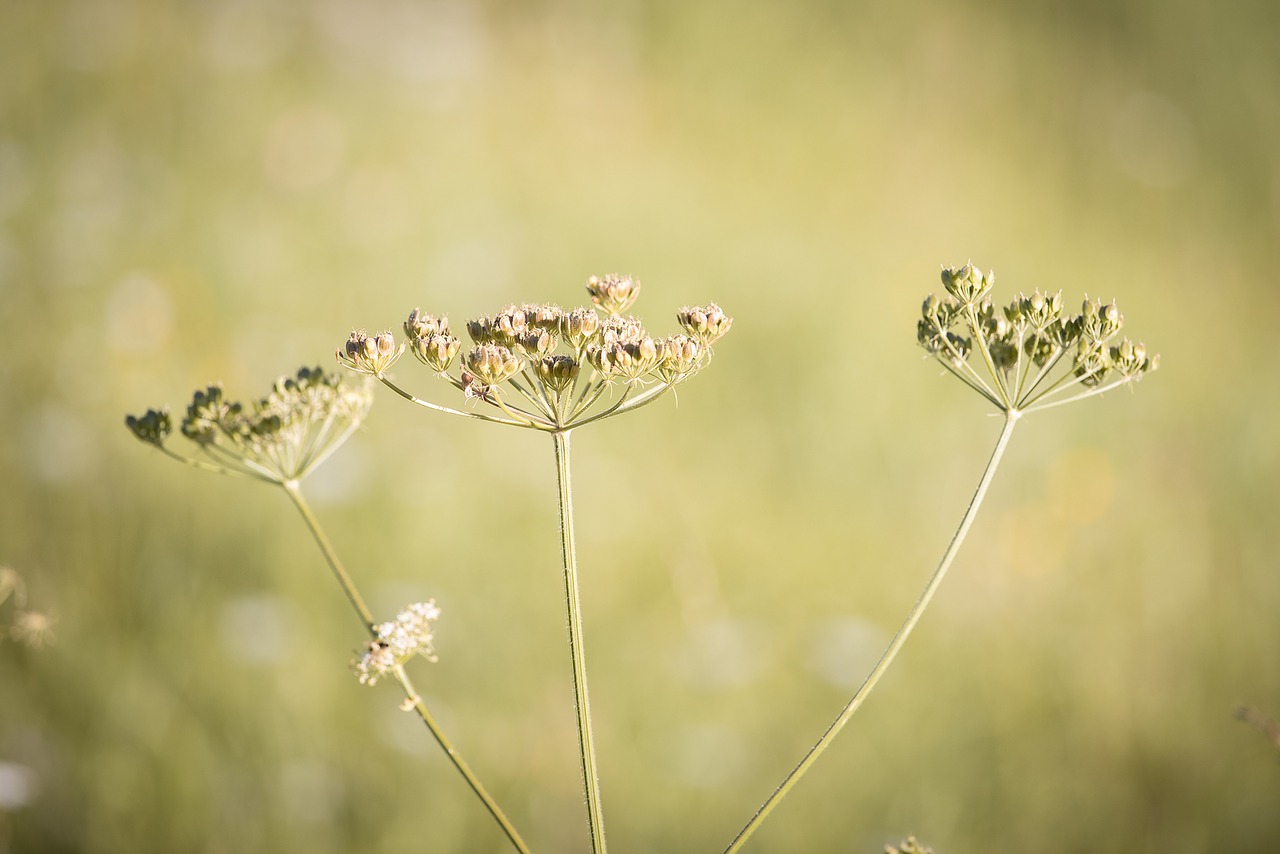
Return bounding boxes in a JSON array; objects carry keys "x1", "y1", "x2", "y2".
[
  {"x1": 677, "y1": 303, "x2": 733, "y2": 344},
  {"x1": 464, "y1": 343, "x2": 522, "y2": 386},
  {"x1": 536, "y1": 354, "x2": 580, "y2": 393},
  {"x1": 919, "y1": 262, "x2": 1157, "y2": 413},
  {"x1": 586, "y1": 274, "x2": 641, "y2": 315},
  {"x1": 599, "y1": 314, "x2": 647, "y2": 347},
  {"x1": 940, "y1": 262, "x2": 994, "y2": 304},
  {"x1": 128, "y1": 367, "x2": 373, "y2": 483},
  {"x1": 560, "y1": 307, "x2": 601, "y2": 350},
  {"x1": 404, "y1": 310, "x2": 460, "y2": 372},
  {"x1": 657, "y1": 334, "x2": 702, "y2": 381},
  {"x1": 337, "y1": 329, "x2": 402, "y2": 376}
]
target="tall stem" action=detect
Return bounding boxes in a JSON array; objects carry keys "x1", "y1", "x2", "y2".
[
  {"x1": 393, "y1": 666, "x2": 535, "y2": 854},
  {"x1": 282, "y1": 480, "x2": 375, "y2": 628},
  {"x1": 281, "y1": 481, "x2": 533, "y2": 854},
  {"x1": 552, "y1": 430, "x2": 608, "y2": 854},
  {"x1": 724, "y1": 409, "x2": 1021, "y2": 853}
]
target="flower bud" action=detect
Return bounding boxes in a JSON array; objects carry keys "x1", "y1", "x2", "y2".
[
  {"x1": 125, "y1": 408, "x2": 173, "y2": 447},
  {"x1": 941, "y1": 262, "x2": 993, "y2": 303},
  {"x1": 1081, "y1": 296, "x2": 1124, "y2": 342}
]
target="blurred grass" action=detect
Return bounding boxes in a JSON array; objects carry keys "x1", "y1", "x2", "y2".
[{"x1": 2, "y1": 0, "x2": 1279, "y2": 851}]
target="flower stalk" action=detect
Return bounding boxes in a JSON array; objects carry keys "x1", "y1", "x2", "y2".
[
  {"x1": 554, "y1": 430, "x2": 608, "y2": 854},
  {"x1": 726, "y1": 262, "x2": 1157, "y2": 850},
  {"x1": 126, "y1": 367, "x2": 532, "y2": 854},
  {"x1": 725, "y1": 409, "x2": 1019, "y2": 853},
  {"x1": 338, "y1": 276, "x2": 733, "y2": 851}
]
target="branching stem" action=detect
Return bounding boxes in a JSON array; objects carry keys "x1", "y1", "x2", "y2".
[{"x1": 281, "y1": 481, "x2": 533, "y2": 854}]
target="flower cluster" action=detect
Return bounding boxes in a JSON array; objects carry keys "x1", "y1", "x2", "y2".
[
  {"x1": 354, "y1": 601, "x2": 441, "y2": 686},
  {"x1": 126, "y1": 366, "x2": 373, "y2": 483},
  {"x1": 918, "y1": 262, "x2": 1158, "y2": 413},
  {"x1": 339, "y1": 274, "x2": 732, "y2": 431},
  {"x1": 885, "y1": 837, "x2": 935, "y2": 854}
]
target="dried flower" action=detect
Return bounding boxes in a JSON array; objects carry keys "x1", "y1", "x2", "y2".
[
  {"x1": 586, "y1": 274, "x2": 640, "y2": 315},
  {"x1": 560, "y1": 307, "x2": 601, "y2": 350},
  {"x1": 337, "y1": 329, "x2": 403, "y2": 376},
  {"x1": 404, "y1": 310, "x2": 460, "y2": 372},
  {"x1": 355, "y1": 601, "x2": 441, "y2": 686},
  {"x1": 465, "y1": 344, "x2": 523, "y2": 387},
  {"x1": 355, "y1": 274, "x2": 731, "y2": 431},
  {"x1": 677, "y1": 303, "x2": 733, "y2": 344}
]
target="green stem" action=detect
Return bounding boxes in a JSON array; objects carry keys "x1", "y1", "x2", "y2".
[
  {"x1": 281, "y1": 481, "x2": 533, "y2": 854},
  {"x1": 724, "y1": 409, "x2": 1021, "y2": 853},
  {"x1": 281, "y1": 480, "x2": 374, "y2": 628},
  {"x1": 393, "y1": 665, "x2": 535, "y2": 854},
  {"x1": 552, "y1": 430, "x2": 608, "y2": 854}
]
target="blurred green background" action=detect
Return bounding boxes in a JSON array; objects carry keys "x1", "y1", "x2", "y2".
[{"x1": 2, "y1": 0, "x2": 1278, "y2": 851}]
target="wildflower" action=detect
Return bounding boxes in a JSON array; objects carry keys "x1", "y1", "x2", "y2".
[{"x1": 355, "y1": 601, "x2": 441, "y2": 686}]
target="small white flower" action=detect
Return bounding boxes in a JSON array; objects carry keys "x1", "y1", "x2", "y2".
[{"x1": 354, "y1": 601, "x2": 440, "y2": 686}]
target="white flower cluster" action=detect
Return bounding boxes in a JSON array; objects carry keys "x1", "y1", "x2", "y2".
[{"x1": 355, "y1": 601, "x2": 441, "y2": 686}]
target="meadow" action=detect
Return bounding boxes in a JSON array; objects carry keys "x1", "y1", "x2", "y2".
[{"x1": 2, "y1": 1, "x2": 1278, "y2": 851}]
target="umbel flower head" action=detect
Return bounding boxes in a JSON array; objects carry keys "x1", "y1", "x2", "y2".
[
  {"x1": 918, "y1": 262, "x2": 1158, "y2": 414},
  {"x1": 354, "y1": 601, "x2": 441, "y2": 686},
  {"x1": 125, "y1": 366, "x2": 373, "y2": 484},
  {"x1": 343, "y1": 274, "x2": 732, "y2": 432}
]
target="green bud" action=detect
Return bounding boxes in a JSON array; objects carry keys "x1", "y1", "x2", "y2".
[
  {"x1": 125, "y1": 408, "x2": 172, "y2": 447},
  {"x1": 941, "y1": 262, "x2": 993, "y2": 303}
]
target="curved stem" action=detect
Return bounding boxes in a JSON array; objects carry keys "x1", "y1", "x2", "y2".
[
  {"x1": 376, "y1": 375, "x2": 530, "y2": 428},
  {"x1": 281, "y1": 482, "x2": 533, "y2": 853},
  {"x1": 552, "y1": 430, "x2": 608, "y2": 854},
  {"x1": 393, "y1": 665, "x2": 535, "y2": 854},
  {"x1": 724, "y1": 409, "x2": 1021, "y2": 853},
  {"x1": 281, "y1": 480, "x2": 375, "y2": 628}
]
